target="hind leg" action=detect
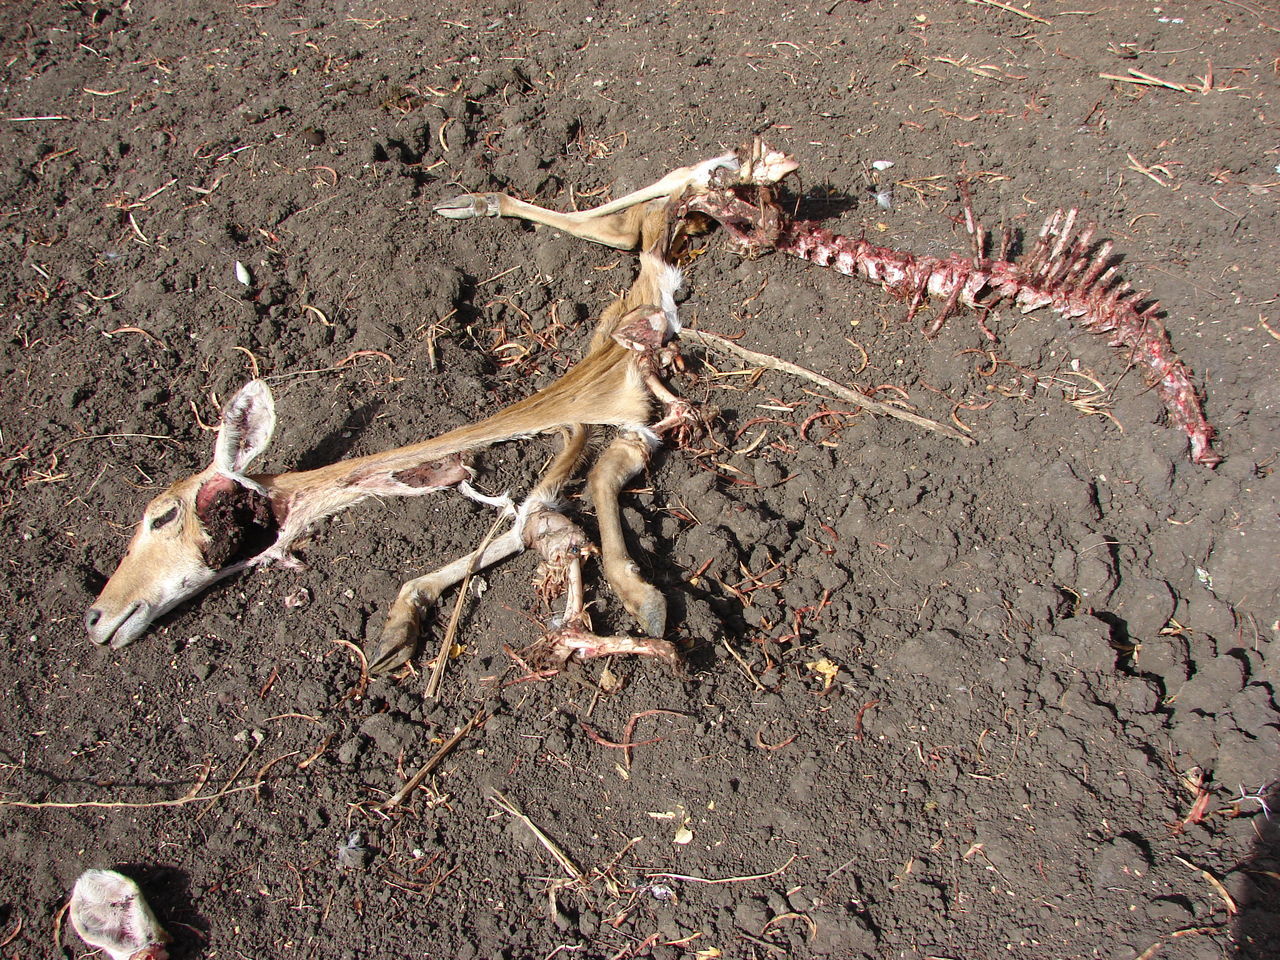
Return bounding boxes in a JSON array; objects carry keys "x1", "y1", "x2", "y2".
[{"x1": 433, "y1": 152, "x2": 741, "y2": 249}]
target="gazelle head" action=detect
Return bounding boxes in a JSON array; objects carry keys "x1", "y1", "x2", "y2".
[{"x1": 86, "y1": 381, "x2": 281, "y2": 648}]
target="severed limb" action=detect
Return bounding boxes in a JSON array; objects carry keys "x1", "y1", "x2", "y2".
[
  {"x1": 519, "y1": 465, "x2": 680, "y2": 670},
  {"x1": 583, "y1": 306, "x2": 706, "y2": 639},
  {"x1": 366, "y1": 523, "x2": 527, "y2": 675},
  {"x1": 366, "y1": 419, "x2": 680, "y2": 677},
  {"x1": 433, "y1": 152, "x2": 742, "y2": 250},
  {"x1": 586, "y1": 429, "x2": 667, "y2": 637},
  {"x1": 366, "y1": 428, "x2": 592, "y2": 676},
  {"x1": 432, "y1": 138, "x2": 797, "y2": 253}
]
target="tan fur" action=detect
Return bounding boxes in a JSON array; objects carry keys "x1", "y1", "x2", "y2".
[{"x1": 87, "y1": 160, "x2": 717, "y2": 653}]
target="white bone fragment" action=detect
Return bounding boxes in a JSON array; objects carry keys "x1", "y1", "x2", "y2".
[{"x1": 69, "y1": 869, "x2": 170, "y2": 960}]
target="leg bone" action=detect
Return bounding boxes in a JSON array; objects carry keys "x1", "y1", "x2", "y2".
[
  {"x1": 433, "y1": 153, "x2": 741, "y2": 250},
  {"x1": 536, "y1": 625, "x2": 681, "y2": 671},
  {"x1": 588, "y1": 429, "x2": 666, "y2": 636},
  {"x1": 521, "y1": 467, "x2": 680, "y2": 672},
  {"x1": 367, "y1": 525, "x2": 527, "y2": 675},
  {"x1": 522, "y1": 499, "x2": 595, "y2": 627}
]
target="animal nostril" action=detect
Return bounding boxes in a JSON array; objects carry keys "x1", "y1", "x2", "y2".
[{"x1": 85, "y1": 608, "x2": 102, "y2": 629}]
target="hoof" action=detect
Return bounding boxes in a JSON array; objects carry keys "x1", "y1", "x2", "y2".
[
  {"x1": 627, "y1": 586, "x2": 667, "y2": 638},
  {"x1": 365, "y1": 616, "x2": 421, "y2": 676},
  {"x1": 433, "y1": 193, "x2": 500, "y2": 220}
]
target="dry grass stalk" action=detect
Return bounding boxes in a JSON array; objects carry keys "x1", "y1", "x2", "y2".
[
  {"x1": 380, "y1": 708, "x2": 488, "y2": 812},
  {"x1": 490, "y1": 789, "x2": 587, "y2": 885},
  {"x1": 680, "y1": 328, "x2": 973, "y2": 444}
]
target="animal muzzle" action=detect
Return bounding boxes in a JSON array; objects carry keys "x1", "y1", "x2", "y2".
[
  {"x1": 85, "y1": 556, "x2": 226, "y2": 649},
  {"x1": 85, "y1": 599, "x2": 154, "y2": 649}
]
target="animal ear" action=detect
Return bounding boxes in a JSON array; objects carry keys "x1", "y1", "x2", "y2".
[{"x1": 212, "y1": 380, "x2": 276, "y2": 487}]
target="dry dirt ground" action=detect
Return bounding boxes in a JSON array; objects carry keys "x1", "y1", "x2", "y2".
[{"x1": 2, "y1": 2, "x2": 1278, "y2": 958}]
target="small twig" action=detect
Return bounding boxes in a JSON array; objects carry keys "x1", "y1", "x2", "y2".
[
  {"x1": 0, "y1": 760, "x2": 262, "y2": 810},
  {"x1": 967, "y1": 0, "x2": 1050, "y2": 24},
  {"x1": 681, "y1": 328, "x2": 974, "y2": 445},
  {"x1": 34, "y1": 146, "x2": 77, "y2": 174},
  {"x1": 1100, "y1": 68, "x2": 1200, "y2": 94},
  {"x1": 52, "y1": 903, "x2": 67, "y2": 957},
  {"x1": 50, "y1": 432, "x2": 178, "y2": 454},
  {"x1": 330, "y1": 636, "x2": 369, "y2": 701},
  {"x1": 297, "y1": 734, "x2": 334, "y2": 770},
  {"x1": 193, "y1": 749, "x2": 260, "y2": 824},
  {"x1": 490, "y1": 789, "x2": 587, "y2": 884},
  {"x1": 578, "y1": 722, "x2": 662, "y2": 755},
  {"x1": 103, "y1": 325, "x2": 164, "y2": 346},
  {"x1": 592, "y1": 837, "x2": 640, "y2": 902},
  {"x1": 720, "y1": 637, "x2": 766, "y2": 691},
  {"x1": 646, "y1": 854, "x2": 799, "y2": 885},
  {"x1": 137, "y1": 178, "x2": 177, "y2": 203},
  {"x1": 335, "y1": 349, "x2": 395, "y2": 367},
  {"x1": 128, "y1": 212, "x2": 149, "y2": 244},
  {"x1": 301, "y1": 304, "x2": 332, "y2": 326},
  {"x1": 854, "y1": 698, "x2": 881, "y2": 742},
  {"x1": 380, "y1": 708, "x2": 487, "y2": 812},
  {"x1": 233, "y1": 345, "x2": 263, "y2": 380},
  {"x1": 761, "y1": 912, "x2": 818, "y2": 941},
  {"x1": 1127, "y1": 153, "x2": 1174, "y2": 187},
  {"x1": 1172, "y1": 855, "x2": 1238, "y2": 915},
  {"x1": 754, "y1": 726, "x2": 798, "y2": 751},
  {"x1": 621, "y1": 709, "x2": 689, "y2": 769},
  {"x1": 0, "y1": 916, "x2": 20, "y2": 949},
  {"x1": 478, "y1": 264, "x2": 521, "y2": 286},
  {"x1": 253, "y1": 751, "x2": 300, "y2": 798},
  {"x1": 1229, "y1": 782, "x2": 1275, "y2": 818},
  {"x1": 425, "y1": 510, "x2": 510, "y2": 700}
]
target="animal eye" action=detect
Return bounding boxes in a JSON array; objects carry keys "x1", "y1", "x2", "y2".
[{"x1": 150, "y1": 505, "x2": 179, "y2": 530}]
